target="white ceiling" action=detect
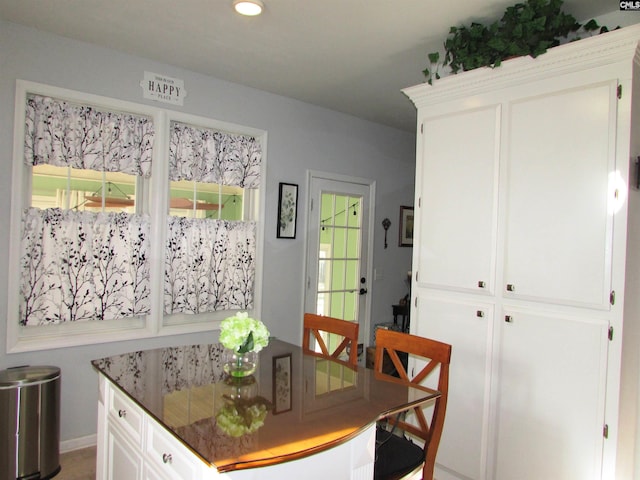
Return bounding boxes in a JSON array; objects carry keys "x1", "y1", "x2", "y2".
[{"x1": 0, "y1": 0, "x2": 614, "y2": 132}]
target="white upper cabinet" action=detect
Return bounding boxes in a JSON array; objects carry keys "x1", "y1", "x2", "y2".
[
  {"x1": 417, "y1": 104, "x2": 500, "y2": 294},
  {"x1": 503, "y1": 81, "x2": 617, "y2": 308}
]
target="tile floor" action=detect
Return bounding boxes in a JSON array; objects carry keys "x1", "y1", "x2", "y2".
[{"x1": 58, "y1": 446, "x2": 96, "y2": 480}]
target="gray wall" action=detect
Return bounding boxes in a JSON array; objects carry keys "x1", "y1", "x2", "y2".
[{"x1": 0, "y1": 21, "x2": 415, "y2": 443}]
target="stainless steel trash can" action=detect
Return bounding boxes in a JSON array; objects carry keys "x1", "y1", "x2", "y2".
[{"x1": 0, "y1": 366, "x2": 61, "y2": 480}]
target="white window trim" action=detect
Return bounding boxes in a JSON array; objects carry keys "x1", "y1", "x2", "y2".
[{"x1": 7, "y1": 80, "x2": 266, "y2": 353}]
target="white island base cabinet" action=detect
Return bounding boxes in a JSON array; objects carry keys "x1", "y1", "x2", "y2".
[{"x1": 96, "y1": 374, "x2": 376, "y2": 480}]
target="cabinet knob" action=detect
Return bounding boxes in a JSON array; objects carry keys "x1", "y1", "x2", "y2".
[
  {"x1": 505, "y1": 315, "x2": 513, "y2": 323},
  {"x1": 478, "y1": 281, "x2": 486, "y2": 288},
  {"x1": 162, "y1": 453, "x2": 173, "y2": 464},
  {"x1": 476, "y1": 310, "x2": 485, "y2": 318},
  {"x1": 118, "y1": 409, "x2": 126, "y2": 418},
  {"x1": 506, "y1": 284, "x2": 515, "y2": 292}
]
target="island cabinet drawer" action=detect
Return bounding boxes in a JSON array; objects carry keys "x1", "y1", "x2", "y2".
[
  {"x1": 107, "y1": 384, "x2": 144, "y2": 447},
  {"x1": 145, "y1": 420, "x2": 202, "y2": 480}
]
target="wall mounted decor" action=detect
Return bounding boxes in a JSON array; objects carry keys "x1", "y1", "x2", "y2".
[
  {"x1": 399, "y1": 206, "x2": 414, "y2": 247},
  {"x1": 277, "y1": 182, "x2": 298, "y2": 239},
  {"x1": 382, "y1": 218, "x2": 391, "y2": 249}
]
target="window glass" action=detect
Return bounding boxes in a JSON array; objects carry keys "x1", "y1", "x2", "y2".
[
  {"x1": 31, "y1": 164, "x2": 137, "y2": 213},
  {"x1": 168, "y1": 179, "x2": 244, "y2": 219}
]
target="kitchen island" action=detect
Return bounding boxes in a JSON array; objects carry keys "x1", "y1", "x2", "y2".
[{"x1": 92, "y1": 339, "x2": 439, "y2": 479}]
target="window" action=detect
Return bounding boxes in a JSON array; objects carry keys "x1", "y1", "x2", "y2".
[
  {"x1": 7, "y1": 81, "x2": 265, "y2": 352},
  {"x1": 168, "y1": 179, "x2": 243, "y2": 220}
]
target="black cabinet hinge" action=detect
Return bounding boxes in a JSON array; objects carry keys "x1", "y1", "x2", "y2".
[
  {"x1": 610, "y1": 290, "x2": 616, "y2": 305},
  {"x1": 608, "y1": 326, "x2": 614, "y2": 341},
  {"x1": 618, "y1": 85, "x2": 622, "y2": 99},
  {"x1": 604, "y1": 424, "x2": 609, "y2": 439}
]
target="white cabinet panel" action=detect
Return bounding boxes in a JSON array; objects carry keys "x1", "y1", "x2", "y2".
[
  {"x1": 504, "y1": 81, "x2": 617, "y2": 308},
  {"x1": 494, "y1": 309, "x2": 608, "y2": 480},
  {"x1": 415, "y1": 295, "x2": 494, "y2": 480},
  {"x1": 106, "y1": 421, "x2": 143, "y2": 480},
  {"x1": 146, "y1": 420, "x2": 200, "y2": 480},
  {"x1": 417, "y1": 105, "x2": 500, "y2": 294},
  {"x1": 108, "y1": 384, "x2": 143, "y2": 447}
]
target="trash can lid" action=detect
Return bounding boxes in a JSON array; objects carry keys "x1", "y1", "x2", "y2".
[{"x1": 0, "y1": 366, "x2": 60, "y2": 387}]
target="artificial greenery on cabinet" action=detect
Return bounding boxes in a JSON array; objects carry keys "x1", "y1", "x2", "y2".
[{"x1": 423, "y1": 0, "x2": 613, "y2": 84}]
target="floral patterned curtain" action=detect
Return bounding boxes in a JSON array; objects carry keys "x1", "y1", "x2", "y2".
[
  {"x1": 24, "y1": 94, "x2": 154, "y2": 176},
  {"x1": 20, "y1": 208, "x2": 151, "y2": 326},
  {"x1": 19, "y1": 94, "x2": 260, "y2": 325},
  {"x1": 164, "y1": 217, "x2": 256, "y2": 315},
  {"x1": 169, "y1": 121, "x2": 261, "y2": 188},
  {"x1": 165, "y1": 121, "x2": 261, "y2": 316},
  {"x1": 19, "y1": 94, "x2": 154, "y2": 326}
]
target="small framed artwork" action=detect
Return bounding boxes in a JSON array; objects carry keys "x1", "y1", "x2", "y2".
[
  {"x1": 277, "y1": 183, "x2": 298, "y2": 239},
  {"x1": 399, "y1": 206, "x2": 414, "y2": 247},
  {"x1": 272, "y1": 353, "x2": 292, "y2": 414}
]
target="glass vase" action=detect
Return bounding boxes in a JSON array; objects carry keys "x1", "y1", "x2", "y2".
[{"x1": 222, "y1": 349, "x2": 258, "y2": 378}]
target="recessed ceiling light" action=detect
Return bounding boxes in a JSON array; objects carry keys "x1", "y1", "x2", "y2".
[{"x1": 233, "y1": 0, "x2": 264, "y2": 16}]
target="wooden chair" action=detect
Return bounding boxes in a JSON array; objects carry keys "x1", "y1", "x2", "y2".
[
  {"x1": 373, "y1": 329, "x2": 451, "y2": 480},
  {"x1": 303, "y1": 313, "x2": 359, "y2": 367}
]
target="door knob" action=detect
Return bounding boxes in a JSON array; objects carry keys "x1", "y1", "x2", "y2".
[{"x1": 359, "y1": 288, "x2": 368, "y2": 295}]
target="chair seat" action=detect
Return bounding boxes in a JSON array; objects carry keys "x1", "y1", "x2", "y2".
[{"x1": 374, "y1": 426, "x2": 424, "y2": 480}]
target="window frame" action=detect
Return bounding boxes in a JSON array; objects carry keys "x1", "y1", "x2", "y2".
[{"x1": 7, "y1": 80, "x2": 266, "y2": 353}]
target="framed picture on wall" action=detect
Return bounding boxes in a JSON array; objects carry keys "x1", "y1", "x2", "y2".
[
  {"x1": 399, "y1": 206, "x2": 414, "y2": 247},
  {"x1": 273, "y1": 353, "x2": 292, "y2": 414},
  {"x1": 277, "y1": 183, "x2": 298, "y2": 239}
]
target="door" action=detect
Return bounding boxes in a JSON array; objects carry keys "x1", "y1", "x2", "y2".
[
  {"x1": 494, "y1": 309, "x2": 608, "y2": 480},
  {"x1": 417, "y1": 104, "x2": 500, "y2": 295},
  {"x1": 415, "y1": 294, "x2": 494, "y2": 480},
  {"x1": 503, "y1": 81, "x2": 617, "y2": 308},
  {"x1": 104, "y1": 422, "x2": 143, "y2": 480},
  {"x1": 305, "y1": 172, "x2": 374, "y2": 356}
]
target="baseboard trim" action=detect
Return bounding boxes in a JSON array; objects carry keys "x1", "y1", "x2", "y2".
[{"x1": 60, "y1": 434, "x2": 97, "y2": 453}]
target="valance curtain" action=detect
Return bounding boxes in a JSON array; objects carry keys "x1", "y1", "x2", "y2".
[
  {"x1": 20, "y1": 94, "x2": 154, "y2": 326},
  {"x1": 169, "y1": 121, "x2": 261, "y2": 188},
  {"x1": 20, "y1": 208, "x2": 151, "y2": 326},
  {"x1": 164, "y1": 122, "x2": 261, "y2": 316},
  {"x1": 24, "y1": 94, "x2": 154, "y2": 176}
]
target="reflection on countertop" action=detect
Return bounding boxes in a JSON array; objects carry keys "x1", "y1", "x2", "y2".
[{"x1": 92, "y1": 339, "x2": 438, "y2": 472}]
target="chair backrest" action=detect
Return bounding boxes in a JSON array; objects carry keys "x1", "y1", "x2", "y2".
[
  {"x1": 374, "y1": 328, "x2": 451, "y2": 480},
  {"x1": 303, "y1": 313, "x2": 359, "y2": 367}
]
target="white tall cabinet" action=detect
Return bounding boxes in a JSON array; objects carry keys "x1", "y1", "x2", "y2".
[{"x1": 404, "y1": 25, "x2": 640, "y2": 480}]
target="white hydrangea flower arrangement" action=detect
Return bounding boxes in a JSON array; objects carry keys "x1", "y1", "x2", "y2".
[
  {"x1": 216, "y1": 401, "x2": 269, "y2": 437},
  {"x1": 219, "y1": 312, "x2": 270, "y2": 354}
]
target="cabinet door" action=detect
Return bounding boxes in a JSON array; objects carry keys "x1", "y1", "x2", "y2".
[
  {"x1": 146, "y1": 419, "x2": 201, "y2": 480},
  {"x1": 503, "y1": 81, "x2": 617, "y2": 308},
  {"x1": 105, "y1": 421, "x2": 143, "y2": 480},
  {"x1": 414, "y1": 295, "x2": 494, "y2": 480},
  {"x1": 417, "y1": 105, "x2": 500, "y2": 294},
  {"x1": 494, "y1": 309, "x2": 608, "y2": 480}
]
